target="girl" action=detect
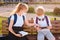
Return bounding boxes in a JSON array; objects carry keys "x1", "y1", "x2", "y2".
[
  {"x1": 34, "y1": 6, "x2": 55, "y2": 40},
  {"x1": 7, "y1": 3, "x2": 34, "y2": 40}
]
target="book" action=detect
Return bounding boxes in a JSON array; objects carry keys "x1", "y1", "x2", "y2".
[{"x1": 19, "y1": 31, "x2": 29, "y2": 36}]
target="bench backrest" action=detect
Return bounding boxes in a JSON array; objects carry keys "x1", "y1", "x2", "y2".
[{"x1": 2, "y1": 20, "x2": 60, "y2": 36}]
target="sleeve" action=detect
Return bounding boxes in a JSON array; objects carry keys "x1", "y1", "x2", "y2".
[
  {"x1": 33, "y1": 17, "x2": 37, "y2": 27},
  {"x1": 47, "y1": 16, "x2": 52, "y2": 26},
  {"x1": 34, "y1": 17, "x2": 36, "y2": 24},
  {"x1": 10, "y1": 15, "x2": 14, "y2": 21}
]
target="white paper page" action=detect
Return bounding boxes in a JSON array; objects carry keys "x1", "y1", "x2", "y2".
[{"x1": 19, "y1": 31, "x2": 29, "y2": 36}]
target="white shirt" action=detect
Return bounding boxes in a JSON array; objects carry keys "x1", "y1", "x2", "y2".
[
  {"x1": 11, "y1": 14, "x2": 26, "y2": 27},
  {"x1": 34, "y1": 15, "x2": 52, "y2": 27},
  {"x1": 34, "y1": 15, "x2": 52, "y2": 31}
]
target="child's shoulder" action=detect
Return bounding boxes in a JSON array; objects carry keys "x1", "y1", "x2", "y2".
[
  {"x1": 45, "y1": 15, "x2": 50, "y2": 20},
  {"x1": 45, "y1": 15, "x2": 49, "y2": 18},
  {"x1": 33, "y1": 16, "x2": 37, "y2": 20}
]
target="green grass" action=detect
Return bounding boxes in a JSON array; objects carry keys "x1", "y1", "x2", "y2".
[
  {"x1": 45, "y1": 12, "x2": 53, "y2": 16},
  {"x1": 45, "y1": 12, "x2": 60, "y2": 17},
  {"x1": 45, "y1": 12, "x2": 60, "y2": 20},
  {"x1": 0, "y1": 16, "x2": 7, "y2": 34},
  {"x1": 50, "y1": 17, "x2": 60, "y2": 20}
]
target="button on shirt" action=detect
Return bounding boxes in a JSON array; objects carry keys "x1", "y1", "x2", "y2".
[
  {"x1": 11, "y1": 14, "x2": 26, "y2": 27},
  {"x1": 34, "y1": 15, "x2": 52, "y2": 27}
]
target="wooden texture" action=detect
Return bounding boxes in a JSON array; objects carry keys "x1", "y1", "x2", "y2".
[{"x1": 1, "y1": 20, "x2": 60, "y2": 40}]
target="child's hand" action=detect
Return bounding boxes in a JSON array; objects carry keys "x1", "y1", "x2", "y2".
[
  {"x1": 36, "y1": 26, "x2": 41, "y2": 31},
  {"x1": 14, "y1": 34, "x2": 22, "y2": 37},
  {"x1": 34, "y1": 24, "x2": 41, "y2": 31},
  {"x1": 35, "y1": 24, "x2": 40, "y2": 27},
  {"x1": 47, "y1": 26, "x2": 52, "y2": 30}
]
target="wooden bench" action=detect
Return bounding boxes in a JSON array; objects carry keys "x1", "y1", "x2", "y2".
[
  {"x1": 1, "y1": 20, "x2": 60, "y2": 40},
  {"x1": 51, "y1": 20, "x2": 60, "y2": 33}
]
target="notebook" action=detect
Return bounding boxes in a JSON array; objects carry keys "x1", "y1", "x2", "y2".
[{"x1": 19, "y1": 31, "x2": 29, "y2": 36}]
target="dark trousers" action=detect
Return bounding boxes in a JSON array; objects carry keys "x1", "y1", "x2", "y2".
[
  {"x1": 0, "y1": 37, "x2": 7, "y2": 40},
  {"x1": 6, "y1": 27, "x2": 28, "y2": 40}
]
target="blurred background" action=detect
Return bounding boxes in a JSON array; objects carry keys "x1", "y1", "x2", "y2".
[{"x1": 0, "y1": 0, "x2": 60, "y2": 40}]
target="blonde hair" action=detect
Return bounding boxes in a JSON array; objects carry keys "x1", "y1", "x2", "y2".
[
  {"x1": 10, "y1": 3, "x2": 28, "y2": 15},
  {"x1": 35, "y1": 6, "x2": 45, "y2": 13}
]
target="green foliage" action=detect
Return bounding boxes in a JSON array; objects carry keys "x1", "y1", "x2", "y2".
[
  {"x1": 45, "y1": 12, "x2": 53, "y2": 16},
  {"x1": 53, "y1": 7, "x2": 60, "y2": 16},
  {"x1": 0, "y1": 16, "x2": 7, "y2": 34},
  {"x1": 28, "y1": 6, "x2": 35, "y2": 13}
]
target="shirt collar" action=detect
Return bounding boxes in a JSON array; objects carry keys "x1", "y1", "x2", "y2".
[
  {"x1": 36, "y1": 14, "x2": 45, "y2": 19},
  {"x1": 16, "y1": 13, "x2": 23, "y2": 16}
]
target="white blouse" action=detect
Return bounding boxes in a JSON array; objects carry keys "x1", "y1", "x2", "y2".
[{"x1": 10, "y1": 13, "x2": 26, "y2": 27}]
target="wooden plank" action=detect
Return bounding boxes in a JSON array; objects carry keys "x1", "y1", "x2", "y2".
[
  {"x1": 2, "y1": 20, "x2": 8, "y2": 24},
  {"x1": 2, "y1": 24, "x2": 8, "y2": 27},
  {"x1": 51, "y1": 30, "x2": 60, "y2": 33},
  {"x1": 2, "y1": 20, "x2": 60, "y2": 34}
]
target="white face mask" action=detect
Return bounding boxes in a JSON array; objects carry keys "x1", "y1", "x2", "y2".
[
  {"x1": 37, "y1": 14, "x2": 45, "y2": 19},
  {"x1": 35, "y1": 6, "x2": 45, "y2": 13}
]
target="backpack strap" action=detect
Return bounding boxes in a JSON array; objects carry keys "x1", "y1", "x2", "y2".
[
  {"x1": 45, "y1": 16, "x2": 49, "y2": 26},
  {"x1": 36, "y1": 16, "x2": 49, "y2": 26},
  {"x1": 36, "y1": 17, "x2": 38, "y2": 24},
  {"x1": 8, "y1": 16, "x2": 11, "y2": 26},
  {"x1": 22, "y1": 15, "x2": 25, "y2": 21},
  {"x1": 8, "y1": 14, "x2": 17, "y2": 26},
  {"x1": 22, "y1": 15, "x2": 25, "y2": 27},
  {"x1": 13, "y1": 14, "x2": 17, "y2": 25}
]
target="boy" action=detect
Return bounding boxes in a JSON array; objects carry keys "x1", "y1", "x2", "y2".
[{"x1": 34, "y1": 6, "x2": 55, "y2": 40}]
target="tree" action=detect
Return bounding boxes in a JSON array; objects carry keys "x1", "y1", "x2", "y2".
[{"x1": 53, "y1": 7, "x2": 60, "y2": 16}]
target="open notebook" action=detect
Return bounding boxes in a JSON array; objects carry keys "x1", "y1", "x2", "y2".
[{"x1": 19, "y1": 31, "x2": 29, "y2": 36}]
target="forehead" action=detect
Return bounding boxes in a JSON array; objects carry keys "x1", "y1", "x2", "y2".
[
  {"x1": 37, "y1": 8, "x2": 44, "y2": 11},
  {"x1": 22, "y1": 6, "x2": 27, "y2": 10}
]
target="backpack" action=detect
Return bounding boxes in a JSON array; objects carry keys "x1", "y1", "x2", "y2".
[
  {"x1": 36, "y1": 16, "x2": 49, "y2": 26},
  {"x1": 8, "y1": 14, "x2": 25, "y2": 26}
]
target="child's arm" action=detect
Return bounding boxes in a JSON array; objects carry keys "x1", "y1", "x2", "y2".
[
  {"x1": 47, "y1": 26, "x2": 52, "y2": 30},
  {"x1": 25, "y1": 17, "x2": 41, "y2": 31},
  {"x1": 8, "y1": 15, "x2": 22, "y2": 37},
  {"x1": 25, "y1": 19, "x2": 41, "y2": 31},
  {"x1": 9, "y1": 20, "x2": 22, "y2": 37},
  {"x1": 25, "y1": 19, "x2": 35, "y2": 27},
  {"x1": 34, "y1": 24, "x2": 41, "y2": 31},
  {"x1": 47, "y1": 17, "x2": 52, "y2": 30},
  {"x1": 34, "y1": 17, "x2": 42, "y2": 31}
]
